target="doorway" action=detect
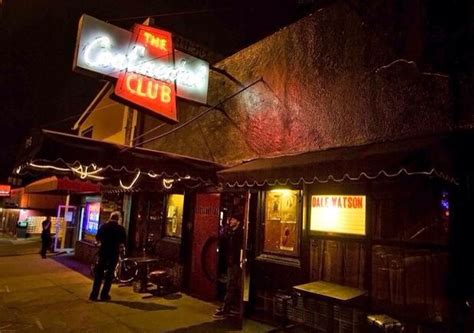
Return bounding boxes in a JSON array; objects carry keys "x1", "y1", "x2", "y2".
[{"x1": 190, "y1": 193, "x2": 221, "y2": 301}]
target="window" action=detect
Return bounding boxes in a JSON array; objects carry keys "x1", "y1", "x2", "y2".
[
  {"x1": 80, "y1": 201, "x2": 101, "y2": 242},
  {"x1": 164, "y1": 194, "x2": 184, "y2": 238},
  {"x1": 263, "y1": 189, "x2": 300, "y2": 256},
  {"x1": 372, "y1": 186, "x2": 449, "y2": 245}
]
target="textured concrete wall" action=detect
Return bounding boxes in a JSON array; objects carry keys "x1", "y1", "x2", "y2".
[{"x1": 142, "y1": 2, "x2": 454, "y2": 165}]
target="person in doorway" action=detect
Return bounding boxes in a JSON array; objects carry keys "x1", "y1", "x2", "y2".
[
  {"x1": 40, "y1": 216, "x2": 52, "y2": 259},
  {"x1": 89, "y1": 211, "x2": 126, "y2": 302},
  {"x1": 213, "y1": 212, "x2": 244, "y2": 319}
]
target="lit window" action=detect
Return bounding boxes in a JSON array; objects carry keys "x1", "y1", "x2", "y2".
[
  {"x1": 165, "y1": 194, "x2": 184, "y2": 238},
  {"x1": 263, "y1": 189, "x2": 300, "y2": 256},
  {"x1": 310, "y1": 195, "x2": 366, "y2": 235}
]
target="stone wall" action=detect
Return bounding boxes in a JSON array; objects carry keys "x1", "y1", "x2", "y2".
[{"x1": 141, "y1": 2, "x2": 455, "y2": 165}]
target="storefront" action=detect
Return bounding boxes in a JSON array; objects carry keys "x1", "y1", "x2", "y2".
[
  {"x1": 216, "y1": 132, "x2": 468, "y2": 331},
  {"x1": 13, "y1": 129, "x2": 222, "y2": 266},
  {"x1": 0, "y1": 185, "x2": 69, "y2": 238},
  {"x1": 75, "y1": 192, "x2": 131, "y2": 262}
]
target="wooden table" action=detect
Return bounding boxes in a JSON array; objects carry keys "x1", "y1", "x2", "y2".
[
  {"x1": 129, "y1": 257, "x2": 159, "y2": 292},
  {"x1": 293, "y1": 281, "x2": 367, "y2": 332}
]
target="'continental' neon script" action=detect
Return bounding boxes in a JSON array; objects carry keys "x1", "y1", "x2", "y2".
[{"x1": 83, "y1": 36, "x2": 207, "y2": 88}]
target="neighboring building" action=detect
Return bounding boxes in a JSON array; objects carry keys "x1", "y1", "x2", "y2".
[{"x1": 73, "y1": 83, "x2": 138, "y2": 146}]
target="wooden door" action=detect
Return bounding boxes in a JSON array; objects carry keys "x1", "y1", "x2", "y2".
[{"x1": 190, "y1": 193, "x2": 220, "y2": 301}]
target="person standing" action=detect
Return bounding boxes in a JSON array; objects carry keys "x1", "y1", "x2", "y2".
[
  {"x1": 89, "y1": 211, "x2": 126, "y2": 302},
  {"x1": 213, "y1": 213, "x2": 244, "y2": 319},
  {"x1": 40, "y1": 216, "x2": 52, "y2": 259}
]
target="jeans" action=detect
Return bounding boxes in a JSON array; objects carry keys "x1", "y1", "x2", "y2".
[
  {"x1": 90, "y1": 256, "x2": 118, "y2": 299},
  {"x1": 223, "y1": 265, "x2": 241, "y2": 312},
  {"x1": 40, "y1": 236, "x2": 51, "y2": 257}
]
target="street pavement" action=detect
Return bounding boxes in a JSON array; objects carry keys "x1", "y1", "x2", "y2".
[
  {"x1": 0, "y1": 235, "x2": 43, "y2": 257},
  {"x1": 0, "y1": 236, "x2": 274, "y2": 332}
]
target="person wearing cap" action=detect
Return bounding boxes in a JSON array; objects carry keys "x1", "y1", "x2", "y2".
[
  {"x1": 89, "y1": 211, "x2": 126, "y2": 301},
  {"x1": 213, "y1": 212, "x2": 244, "y2": 319}
]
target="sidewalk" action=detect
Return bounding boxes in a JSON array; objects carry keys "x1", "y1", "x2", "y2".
[
  {"x1": 0, "y1": 251, "x2": 274, "y2": 332},
  {"x1": 0, "y1": 233, "x2": 42, "y2": 257}
]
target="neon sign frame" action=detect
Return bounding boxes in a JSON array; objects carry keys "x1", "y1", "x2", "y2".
[
  {"x1": 73, "y1": 14, "x2": 209, "y2": 120},
  {"x1": 114, "y1": 24, "x2": 177, "y2": 120}
]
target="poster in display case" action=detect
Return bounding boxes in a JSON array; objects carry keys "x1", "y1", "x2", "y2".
[
  {"x1": 85, "y1": 202, "x2": 101, "y2": 235},
  {"x1": 264, "y1": 189, "x2": 300, "y2": 256},
  {"x1": 165, "y1": 194, "x2": 184, "y2": 238}
]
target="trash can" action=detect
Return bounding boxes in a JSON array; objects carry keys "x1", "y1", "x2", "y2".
[{"x1": 16, "y1": 220, "x2": 28, "y2": 238}]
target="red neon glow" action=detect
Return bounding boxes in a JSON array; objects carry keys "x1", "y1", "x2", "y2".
[
  {"x1": 0, "y1": 185, "x2": 11, "y2": 197},
  {"x1": 115, "y1": 72, "x2": 176, "y2": 120},
  {"x1": 114, "y1": 24, "x2": 176, "y2": 121},
  {"x1": 133, "y1": 24, "x2": 172, "y2": 60}
]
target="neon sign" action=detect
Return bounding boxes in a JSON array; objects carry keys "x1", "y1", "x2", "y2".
[
  {"x1": 310, "y1": 195, "x2": 366, "y2": 235},
  {"x1": 113, "y1": 24, "x2": 177, "y2": 119},
  {"x1": 85, "y1": 202, "x2": 101, "y2": 235},
  {"x1": 74, "y1": 14, "x2": 209, "y2": 114}
]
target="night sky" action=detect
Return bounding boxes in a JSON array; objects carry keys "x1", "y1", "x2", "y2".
[{"x1": 0, "y1": 0, "x2": 316, "y2": 182}]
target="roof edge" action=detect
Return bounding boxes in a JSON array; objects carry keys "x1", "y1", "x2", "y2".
[{"x1": 72, "y1": 82, "x2": 112, "y2": 130}]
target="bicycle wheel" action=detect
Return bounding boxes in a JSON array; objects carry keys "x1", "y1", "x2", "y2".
[{"x1": 115, "y1": 259, "x2": 138, "y2": 283}]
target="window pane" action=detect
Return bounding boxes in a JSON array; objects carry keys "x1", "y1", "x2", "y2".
[
  {"x1": 372, "y1": 189, "x2": 449, "y2": 245},
  {"x1": 165, "y1": 194, "x2": 184, "y2": 238},
  {"x1": 263, "y1": 189, "x2": 300, "y2": 256}
]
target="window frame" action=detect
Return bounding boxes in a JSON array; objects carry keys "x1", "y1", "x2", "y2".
[
  {"x1": 80, "y1": 126, "x2": 93, "y2": 138},
  {"x1": 257, "y1": 187, "x2": 304, "y2": 260},
  {"x1": 162, "y1": 192, "x2": 185, "y2": 241}
]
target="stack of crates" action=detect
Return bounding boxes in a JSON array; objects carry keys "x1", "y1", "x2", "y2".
[
  {"x1": 285, "y1": 294, "x2": 366, "y2": 333},
  {"x1": 273, "y1": 292, "x2": 292, "y2": 318},
  {"x1": 305, "y1": 298, "x2": 329, "y2": 332},
  {"x1": 334, "y1": 305, "x2": 365, "y2": 333},
  {"x1": 286, "y1": 294, "x2": 305, "y2": 325}
]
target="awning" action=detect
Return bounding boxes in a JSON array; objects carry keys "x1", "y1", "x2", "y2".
[
  {"x1": 15, "y1": 129, "x2": 223, "y2": 190},
  {"x1": 218, "y1": 131, "x2": 471, "y2": 188},
  {"x1": 24, "y1": 176, "x2": 100, "y2": 194}
]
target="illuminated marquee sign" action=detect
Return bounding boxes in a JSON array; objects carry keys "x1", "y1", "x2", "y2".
[
  {"x1": 73, "y1": 15, "x2": 209, "y2": 120},
  {"x1": 310, "y1": 195, "x2": 366, "y2": 235},
  {"x1": 0, "y1": 185, "x2": 11, "y2": 197}
]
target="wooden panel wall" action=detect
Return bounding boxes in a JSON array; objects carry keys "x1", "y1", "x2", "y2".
[{"x1": 310, "y1": 239, "x2": 365, "y2": 289}]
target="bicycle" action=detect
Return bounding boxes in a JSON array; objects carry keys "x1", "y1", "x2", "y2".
[{"x1": 90, "y1": 246, "x2": 138, "y2": 284}]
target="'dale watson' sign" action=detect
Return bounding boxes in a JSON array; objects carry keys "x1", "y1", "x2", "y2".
[{"x1": 310, "y1": 195, "x2": 366, "y2": 235}]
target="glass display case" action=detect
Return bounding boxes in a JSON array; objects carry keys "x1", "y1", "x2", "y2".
[
  {"x1": 263, "y1": 189, "x2": 300, "y2": 256},
  {"x1": 165, "y1": 194, "x2": 184, "y2": 238}
]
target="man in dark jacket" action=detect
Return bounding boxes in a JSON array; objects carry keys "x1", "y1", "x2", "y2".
[
  {"x1": 213, "y1": 213, "x2": 243, "y2": 319},
  {"x1": 89, "y1": 211, "x2": 126, "y2": 301}
]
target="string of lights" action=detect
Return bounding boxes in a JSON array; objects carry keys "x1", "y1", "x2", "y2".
[
  {"x1": 23, "y1": 159, "x2": 212, "y2": 191},
  {"x1": 119, "y1": 171, "x2": 141, "y2": 190},
  {"x1": 221, "y1": 168, "x2": 458, "y2": 188}
]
